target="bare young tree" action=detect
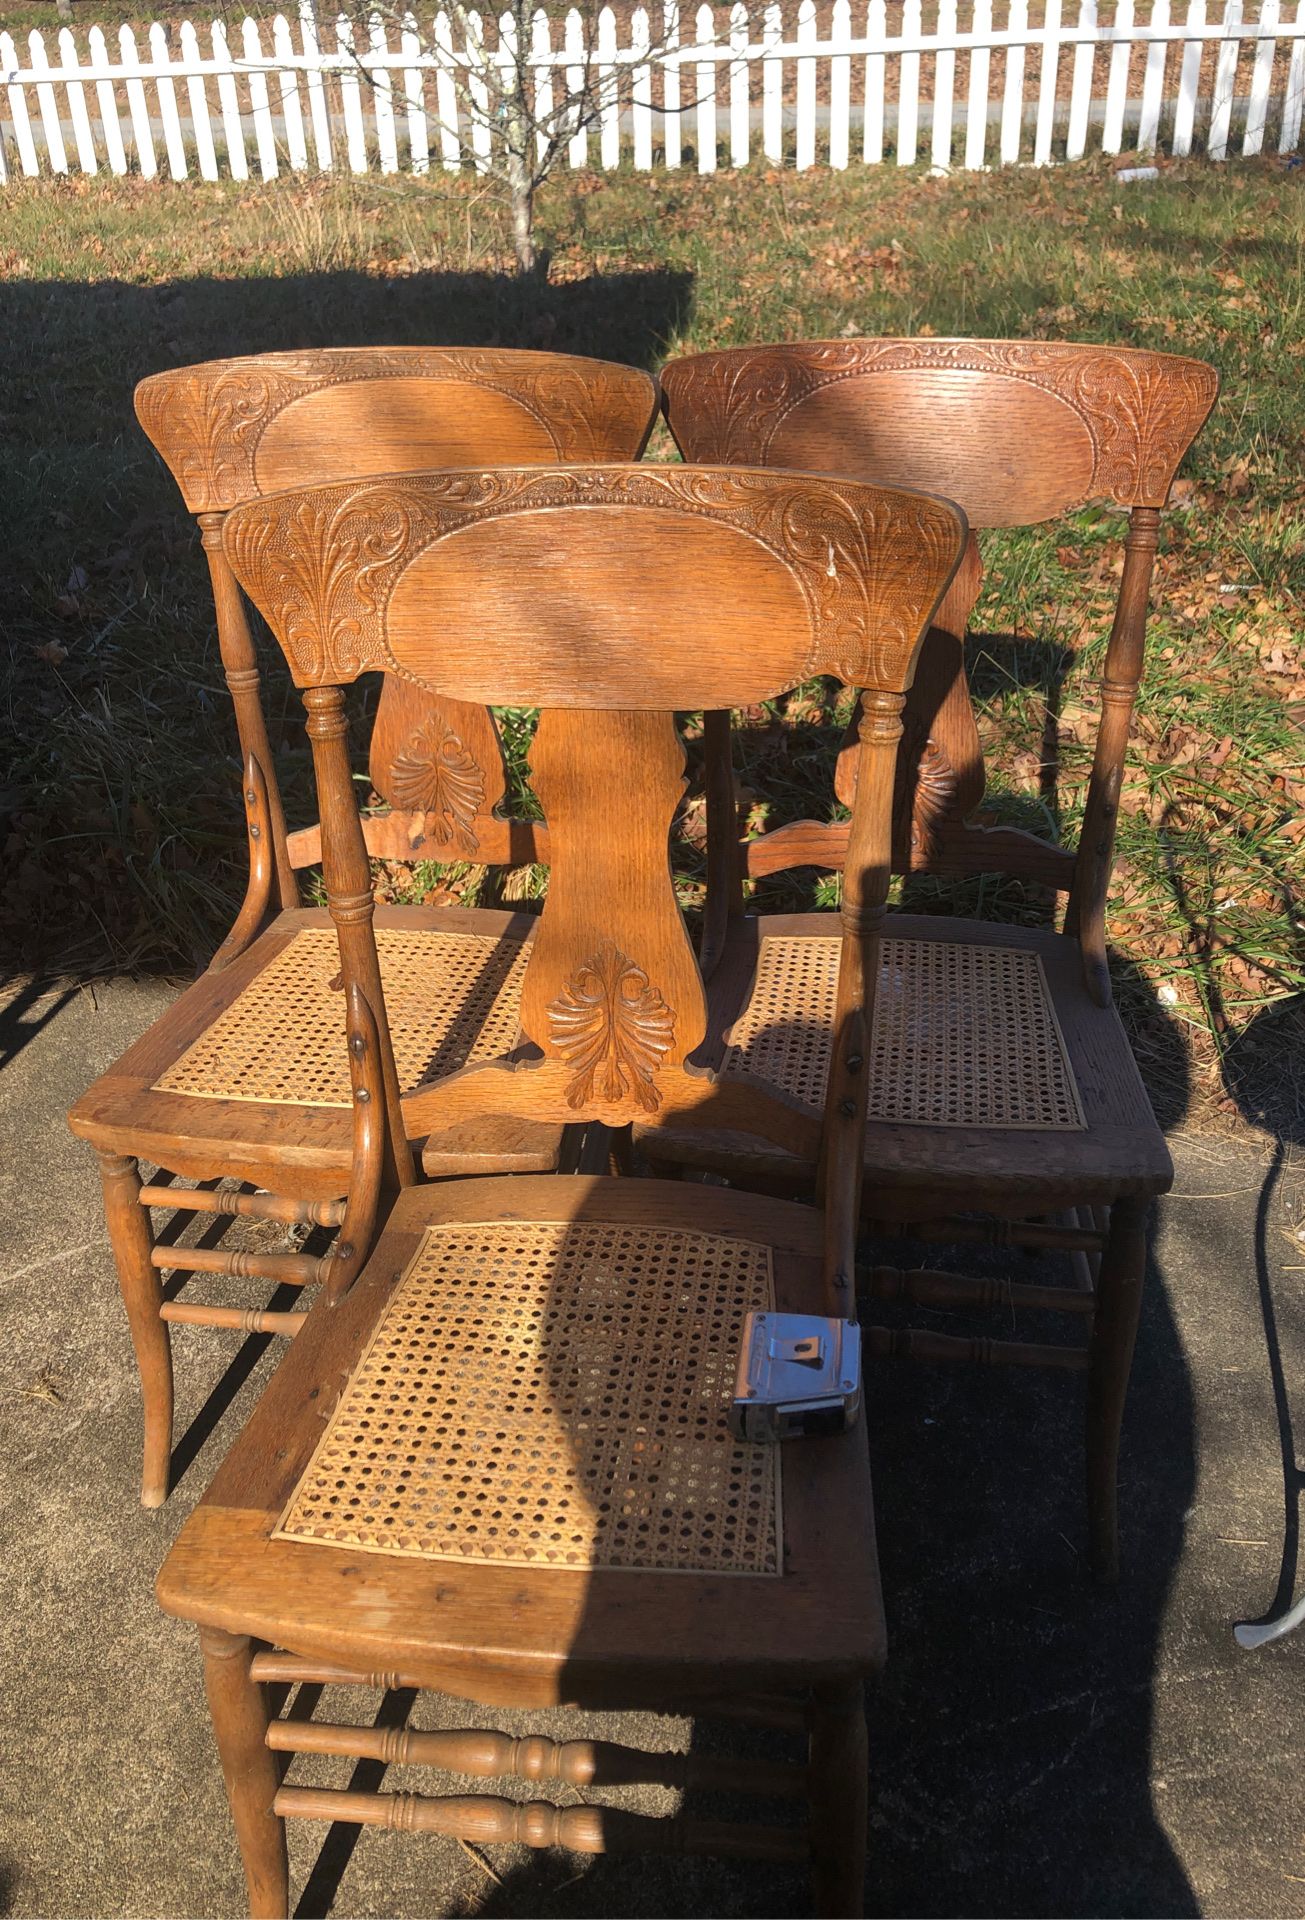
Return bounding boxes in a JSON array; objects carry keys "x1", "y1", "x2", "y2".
[{"x1": 343, "y1": 1, "x2": 693, "y2": 274}]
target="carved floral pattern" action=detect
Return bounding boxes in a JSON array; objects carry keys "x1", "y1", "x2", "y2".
[
  {"x1": 135, "y1": 349, "x2": 653, "y2": 513},
  {"x1": 904, "y1": 736, "x2": 957, "y2": 863},
  {"x1": 389, "y1": 721, "x2": 485, "y2": 856},
  {"x1": 662, "y1": 340, "x2": 1218, "y2": 508},
  {"x1": 227, "y1": 485, "x2": 420, "y2": 684},
  {"x1": 547, "y1": 944, "x2": 676, "y2": 1113},
  {"x1": 223, "y1": 463, "x2": 963, "y2": 695}
]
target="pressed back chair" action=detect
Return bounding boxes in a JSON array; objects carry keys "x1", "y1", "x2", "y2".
[
  {"x1": 153, "y1": 460, "x2": 968, "y2": 1918},
  {"x1": 67, "y1": 348, "x2": 658, "y2": 1506},
  {"x1": 652, "y1": 339, "x2": 1218, "y2": 1579}
]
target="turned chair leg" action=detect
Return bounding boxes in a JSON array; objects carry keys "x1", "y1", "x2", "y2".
[
  {"x1": 201, "y1": 1628, "x2": 289, "y2": 1920},
  {"x1": 1086, "y1": 1195, "x2": 1150, "y2": 1584},
  {"x1": 97, "y1": 1150, "x2": 173, "y2": 1507},
  {"x1": 807, "y1": 1680, "x2": 868, "y2": 1918}
]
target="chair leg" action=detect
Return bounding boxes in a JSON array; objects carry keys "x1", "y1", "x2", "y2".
[
  {"x1": 97, "y1": 1149, "x2": 173, "y2": 1507},
  {"x1": 1086, "y1": 1194, "x2": 1150, "y2": 1584},
  {"x1": 201, "y1": 1628, "x2": 289, "y2": 1920},
  {"x1": 807, "y1": 1680, "x2": 868, "y2": 1918}
]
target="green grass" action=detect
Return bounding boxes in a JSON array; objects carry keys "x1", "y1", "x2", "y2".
[{"x1": 2, "y1": 157, "x2": 1303, "y2": 1126}]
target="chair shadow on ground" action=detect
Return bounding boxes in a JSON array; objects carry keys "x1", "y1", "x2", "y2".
[
  {"x1": 1224, "y1": 995, "x2": 1305, "y2": 1642},
  {"x1": 1172, "y1": 813, "x2": 1305, "y2": 1645},
  {"x1": 275, "y1": 649, "x2": 1202, "y2": 1912},
  {"x1": 0, "y1": 979, "x2": 79, "y2": 1071},
  {"x1": 150, "y1": 1193, "x2": 336, "y2": 1498},
  {"x1": 301, "y1": 991, "x2": 1195, "y2": 1918},
  {"x1": 852, "y1": 954, "x2": 1196, "y2": 1918}
]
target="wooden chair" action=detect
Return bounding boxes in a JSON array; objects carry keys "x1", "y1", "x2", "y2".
[
  {"x1": 67, "y1": 349, "x2": 658, "y2": 1506},
  {"x1": 653, "y1": 339, "x2": 1219, "y2": 1580},
  {"x1": 154, "y1": 460, "x2": 968, "y2": 1917}
]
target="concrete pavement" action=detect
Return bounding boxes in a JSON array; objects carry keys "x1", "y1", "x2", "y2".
[{"x1": 1, "y1": 973, "x2": 1301, "y2": 1918}]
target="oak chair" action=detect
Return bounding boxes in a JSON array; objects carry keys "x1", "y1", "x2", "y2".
[
  {"x1": 67, "y1": 348, "x2": 658, "y2": 1506},
  {"x1": 154, "y1": 460, "x2": 968, "y2": 1917},
  {"x1": 654, "y1": 339, "x2": 1219, "y2": 1579}
]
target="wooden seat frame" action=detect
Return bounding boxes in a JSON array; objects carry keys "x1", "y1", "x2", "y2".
[
  {"x1": 654, "y1": 338, "x2": 1219, "y2": 1579},
  {"x1": 68, "y1": 348, "x2": 657, "y2": 1505},
  {"x1": 153, "y1": 459, "x2": 968, "y2": 1916}
]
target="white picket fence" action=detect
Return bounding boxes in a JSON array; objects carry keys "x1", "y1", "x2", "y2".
[{"x1": 1, "y1": 0, "x2": 1302, "y2": 182}]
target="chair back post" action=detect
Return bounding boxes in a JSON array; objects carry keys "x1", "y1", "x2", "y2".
[
  {"x1": 818, "y1": 688, "x2": 904, "y2": 1319},
  {"x1": 834, "y1": 530, "x2": 986, "y2": 871},
  {"x1": 197, "y1": 514, "x2": 300, "y2": 915},
  {"x1": 1063, "y1": 503, "x2": 1161, "y2": 1006},
  {"x1": 209, "y1": 752, "x2": 275, "y2": 973},
  {"x1": 698, "y1": 708, "x2": 744, "y2": 979},
  {"x1": 303, "y1": 683, "x2": 415, "y2": 1191},
  {"x1": 323, "y1": 980, "x2": 388, "y2": 1303}
]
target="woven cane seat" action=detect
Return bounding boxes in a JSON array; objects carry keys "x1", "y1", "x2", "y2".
[
  {"x1": 159, "y1": 1178, "x2": 884, "y2": 1695},
  {"x1": 155, "y1": 927, "x2": 528, "y2": 1106},
  {"x1": 275, "y1": 1218, "x2": 781, "y2": 1577},
  {"x1": 721, "y1": 935, "x2": 1085, "y2": 1131}
]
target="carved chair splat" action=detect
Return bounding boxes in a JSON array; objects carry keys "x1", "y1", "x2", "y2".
[
  {"x1": 68, "y1": 348, "x2": 658, "y2": 1505},
  {"x1": 655, "y1": 338, "x2": 1218, "y2": 1580},
  {"x1": 150, "y1": 460, "x2": 968, "y2": 1918}
]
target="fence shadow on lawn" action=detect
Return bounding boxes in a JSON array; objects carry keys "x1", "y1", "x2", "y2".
[{"x1": 0, "y1": 260, "x2": 694, "y2": 977}]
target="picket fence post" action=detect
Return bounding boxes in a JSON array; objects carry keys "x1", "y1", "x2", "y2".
[
  {"x1": 1000, "y1": 0, "x2": 1028, "y2": 160},
  {"x1": 1066, "y1": 0, "x2": 1097, "y2": 157},
  {"x1": 1243, "y1": 0, "x2": 1280, "y2": 147},
  {"x1": 696, "y1": 1, "x2": 717, "y2": 171},
  {"x1": 58, "y1": 24, "x2": 98, "y2": 172},
  {"x1": 965, "y1": 0, "x2": 992, "y2": 165},
  {"x1": 1210, "y1": 0, "x2": 1244, "y2": 156},
  {"x1": 897, "y1": 0, "x2": 921, "y2": 161},
  {"x1": 731, "y1": 0, "x2": 752, "y2": 166},
  {"x1": 401, "y1": 12, "x2": 427, "y2": 175},
  {"x1": 1282, "y1": 0, "x2": 1305, "y2": 150},
  {"x1": 851, "y1": 0, "x2": 875, "y2": 159},
  {"x1": 631, "y1": 5, "x2": 654, "y2": 166},
  {"x1": 300, "y1": 0, "x2": 333, "y2": 168},
  {"x1": 762, "y1": 0, "x2": 783, "y2": 159},
  {"x1": 432, "y1": 10, "x2": 461, "y2": 168},
  {"x1": 598, "y1": 6, "x2": 621, "y2": 166},
  {"x1": 932, "y1": 0, "x2": 957, "y2": 166},
  {"x1": 795, "y1": 0, "x2": 816, "y2": 167},
  {"x1": 3, "y1": 0, "x2": 1305, "y2": 186}
]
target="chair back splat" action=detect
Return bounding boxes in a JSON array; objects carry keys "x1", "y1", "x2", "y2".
[
  {"x1": 660, "y1": 340, "x2": 1217, "y2": 1005},
  {"x1": 223, "y1": 464, "x2": 968, "y2": 1313},
  {"x1": 136, "y1": 348, "x2": 659, "y2": 946}
]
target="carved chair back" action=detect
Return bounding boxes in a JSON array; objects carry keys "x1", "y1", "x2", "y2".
[
  {"x1": 136, "y1": 348, "x2": 659, "y2": 929},
  {"x1": 223, "y1": 464, "x2": 967, "y2": 1312},
  {"x1": 660, "y1": 340, "x2": 1217, "y2": 1002}
]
